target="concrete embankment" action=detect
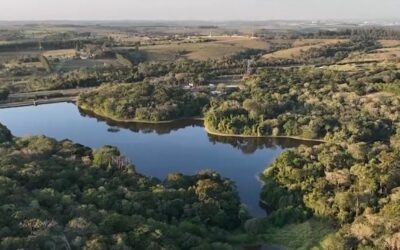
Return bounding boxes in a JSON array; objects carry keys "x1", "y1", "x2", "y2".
[
  {"x1": 0, "y1": 87, "x2": 95, "y2": 109},
  {"x1": 0, "y1": 96, "x2": 77, "y2": 109}
]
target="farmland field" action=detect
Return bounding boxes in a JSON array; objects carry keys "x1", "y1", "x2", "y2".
[
  {"x1": 53, "y1": 58, "x2": 121, "y2": 72},
  {"x1": 42, "y1": 49, "x2": 76, "y2": 58},
  {"x1": 263, "y1": 39, "x2": 345, "y2": 60},
  {"x1": 341, "y1": 40, "x2": 400, "y2": 63},
  {"x1": 142, "y1": 36, "x2": 270, "y2": 61}
]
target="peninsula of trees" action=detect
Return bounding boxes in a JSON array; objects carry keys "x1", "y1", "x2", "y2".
[{"x1": 78, "y1": 83, "x2": 209, "y2": 122}]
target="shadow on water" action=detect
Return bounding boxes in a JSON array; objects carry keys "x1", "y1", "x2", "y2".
[{"x1": 208, "y1": 134, "x2": 322, "y2": 154}]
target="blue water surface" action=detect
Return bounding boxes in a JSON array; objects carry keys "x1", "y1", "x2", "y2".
[{"x1": 0, "y1": 102, "x2": 316, "y2": 216}]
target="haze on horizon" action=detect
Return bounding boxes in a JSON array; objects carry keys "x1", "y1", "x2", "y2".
[{"x1": 1, "y1": 0, "x2": 399, "y2": 21}]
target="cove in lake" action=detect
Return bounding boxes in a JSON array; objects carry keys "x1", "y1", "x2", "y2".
[{"x1": 0, "y1": 102, "x2": 320, "y2": 216}]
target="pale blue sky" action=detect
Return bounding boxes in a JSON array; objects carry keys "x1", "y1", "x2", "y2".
[{"x1": 1, "y1": 0, "x2": 399, "y2": 21}]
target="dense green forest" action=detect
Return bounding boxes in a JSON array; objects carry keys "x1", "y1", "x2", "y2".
[
  {"x1": 260, "y1": 138, "x2": 400, "y2": 249},
  {"x1": 78, "y1": 83, "x2": 209, "y2": 122},
  {"x1": 0, "y1": 124, "x2": 249, "y2": 249},
  {"x1": 205, "y1": 65, "x2": 400, "y2": 142}
]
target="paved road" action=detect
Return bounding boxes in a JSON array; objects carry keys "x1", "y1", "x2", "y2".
[
  {"x1": 0, "y1": 87, "x2": 94, "y2": 109},
  {"x1": 0, "y1": 96, "x2": 77, "y2": 109},
  {"x1": 8, "y1": 87, "x2": 94, "y2": 100}
]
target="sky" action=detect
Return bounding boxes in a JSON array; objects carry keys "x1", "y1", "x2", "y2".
[{"x1": 1, "y1": 0, "x2": 399, "y2": 21}]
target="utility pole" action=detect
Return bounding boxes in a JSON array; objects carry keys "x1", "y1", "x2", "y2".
[{"x1": 247, "y1": 59, "x2": 253, "y2": 74}]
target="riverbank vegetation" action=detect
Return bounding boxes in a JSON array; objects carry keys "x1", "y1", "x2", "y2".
[
  {"x1": 0, "y1": 124, "x2": 250, "y2": 249},
  {"x1": 205, "y1": 63, "x2": 400, "y2": 142},
  {"x1": 78, "y1": 83, "x2": 209, "y2": 122},
  {"x1": 260, "y1": 137, "x2": 400, "y2": 249}
]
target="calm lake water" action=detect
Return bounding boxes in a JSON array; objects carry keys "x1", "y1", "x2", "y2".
[{"x1": 0, "y1": 102, "x2": 318, "y2": 216}]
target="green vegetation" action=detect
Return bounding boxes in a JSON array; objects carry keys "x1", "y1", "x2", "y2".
[
  {"x1": 0, "y1": 124, "x2": 248, "y2": 249},
  {"x1": 0, "y1": 123, "x2": 12, "y2": 142},
  {"x1": 39, "y1": 55, "x2": 52, "y2": 73},
  {"x1": 116, "y1": 53, "x2": 134, "y2": 67},
  {"x1": 2, "y1": 23, "x2": 400, "y2": 249},
  {"x1": 74, "y1": 60, "x2": 400, "y2": 248},
  {"x1": 205, "y1": 65, "x2": 400, "y2": 142},
  {"x1": 78, "y1": 83, "x2": 209, "y2": 122},
  {"x1": 260, "y1": 218, "x2": 335, "y2": 250},
  {"x1": 261, "y1": 139, "x2": 400, "y2": 249},
  {"x1": 0, "y1": 88, "x2": 9, "y2": 101}
]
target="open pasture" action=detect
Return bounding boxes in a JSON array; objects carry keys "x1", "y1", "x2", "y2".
[
  {"x1": 53, "y1": 58, "x2": 121, "y2": 72},
  {"x1": 42, "y1": 49, "x2": 76, "y2": 58},
  {"x1": 341, "y1": 40, "x2": 400, "y2": 63},
  {"x1": 262, "y1": 39, "x2": 345, "y2": 60},
  {"x1": 141, "y1": 36, "x2": 270, "y2": 61}
]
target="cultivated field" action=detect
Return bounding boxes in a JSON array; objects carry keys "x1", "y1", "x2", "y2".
[
  {"x1": 53, "y1": 59, "x2": 121, "y2": 72},
  {"x1": 42, "y1": 49, "x2": 76, "y2": 58},
  {"x1": 141, "y1": 36, "x2": 270, "y2": 61},
  {"x1": 341, "y1": 40, "x2": 400, "y2": 63},
  {"x1": 262, "y1": 39, "x2": 345, "y2": 60}
]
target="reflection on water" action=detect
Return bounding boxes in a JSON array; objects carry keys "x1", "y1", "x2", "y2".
[
  {"x1": 208, "y1": 134, "x2": 320, "y2": 154},
  {"x1": 79, "y1": 107, "x2": 205, "y2": 135},
  {"x1": 0, "y1": 102, "x2": 321, "y2": 217},
  {"x1": 79, "y1": 107, "x2": 322, "y2": 154}
]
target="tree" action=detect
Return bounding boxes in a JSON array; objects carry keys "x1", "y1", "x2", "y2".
[
  {"x1": 93, "y1": 145, "x2": 121, "y2": 167},
  {"x1": 0, "y1": 124, "x2": 12, "y2": 143},
  {"x1": 0, "y1": 88, "x2": 9, "y2": 101}
]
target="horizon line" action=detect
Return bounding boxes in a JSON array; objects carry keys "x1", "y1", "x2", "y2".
[{"x1": 1, "y1": 18, "x2": 400, "y2": 23}]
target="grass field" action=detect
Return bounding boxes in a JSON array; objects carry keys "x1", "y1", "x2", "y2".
[
  {"x1": 42, "y1": 49, "x2": 76, "y2": 58},
  {"x1": 0, "y1": 50, "x2": 42, "y2": 63},
  {"x1": 262, "y1": 39, "x2": 345, "y2": 60},
  {"x1": 54, "y1": 58, "x2": 121, "y2": 72},
  {"x1": 0, "y1": 40, "x2": 13, "y2": 45},
  {"x1": 261, "y1": 218, "x2": 336, "y2": 250},
  {"x1": 341, "y1": 47, "x2": 400, "y2": 63},
  {"x1": 341, "y1": 41, "x2": 400, "y2": 63},
  {"x1": 141, "y1": 36, "x2": 270, "y2": 61},
  {"x1": 324, "y1": 63, "x2": 374, "y2": 72},
  {"x1": 379, "y1": 40, "x2": 400, "y2": 48}
]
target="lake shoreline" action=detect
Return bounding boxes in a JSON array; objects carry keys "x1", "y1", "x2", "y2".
[
  {"x1": 78, "y1": 104, "x2": 205, "y2": 124},
  {"x1": 0, "y1": 100, "x2": 327, "y2": 143},
  {"x1": 204, "y1": 126, "x2": 326, "y2": 143},
  {"x1": 79, "y1": 103, "x2": 326, "y2": 143},
  {"x1": 0, "y1": 87, "x2": 95, "y2": 109},
  {"x1": 1, "y1": 101, "x2": 323, "y2": 219}
]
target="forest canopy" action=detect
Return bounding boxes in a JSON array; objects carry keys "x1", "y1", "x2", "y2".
[
  {"x1": 0, "y1": 124, "x2": 247, "y2": 249},
  {"x1": 78, "y1": 82, "x2": 209, "y2": 122}
]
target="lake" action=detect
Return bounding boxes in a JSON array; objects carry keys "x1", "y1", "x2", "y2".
[{"x1": 0, "y1": 102, "x2": 318, "y2": 216}]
